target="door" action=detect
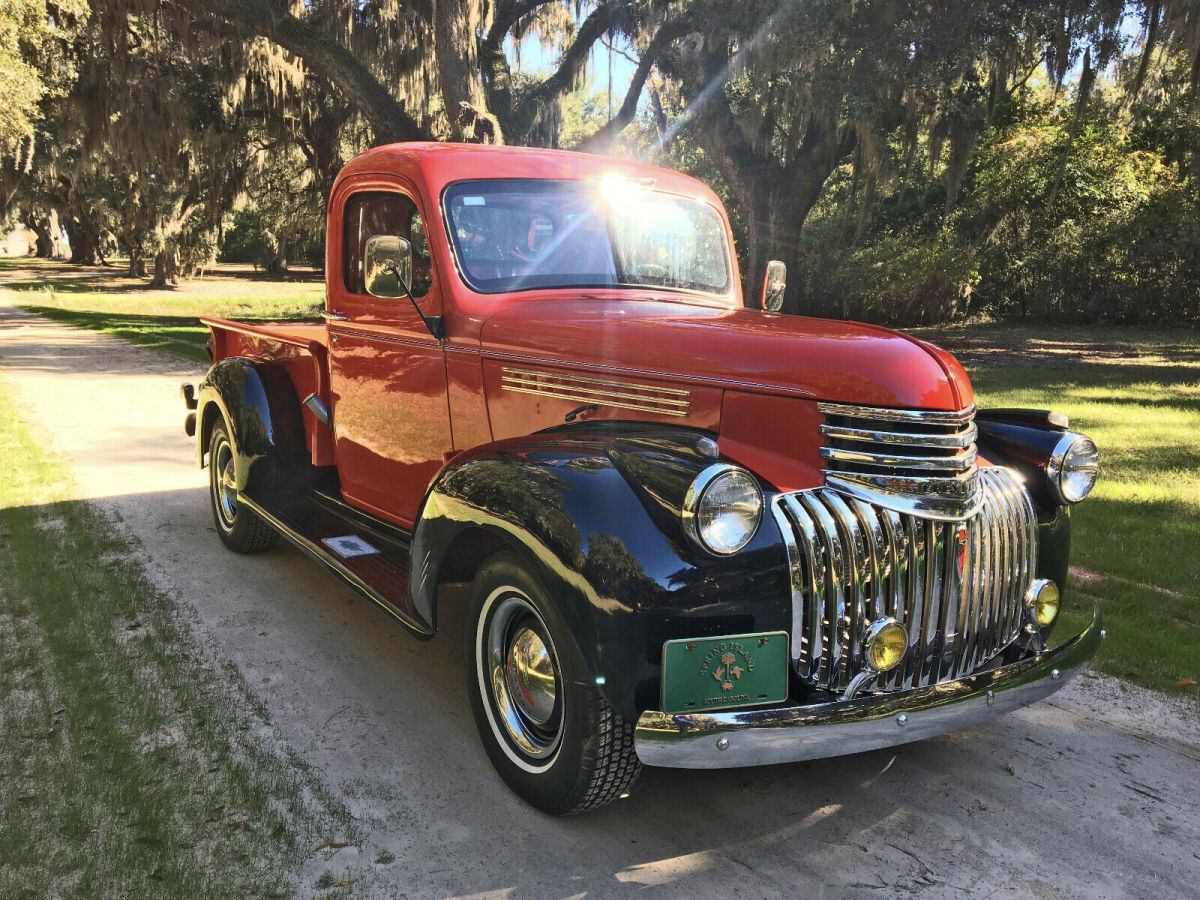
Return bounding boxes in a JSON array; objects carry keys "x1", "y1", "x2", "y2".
[{"x1": 327, "y1": 181, "x2": 453, "y2": 528}]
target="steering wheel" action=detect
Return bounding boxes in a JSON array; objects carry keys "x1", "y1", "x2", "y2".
[{"x1": 632, "y1": 263, "x2": 669, "y2": 280}]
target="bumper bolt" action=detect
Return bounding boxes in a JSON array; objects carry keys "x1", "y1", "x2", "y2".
[
  {"x1": 986, "y1": 689, "x2": 995, "y2": 706},
  {"x1": 716, "y1": 738, "x2": 729, "y2": 751},
  {"x1": 1051, "y1": 669, "x2": 1061, "y2": 680},
  {"x1": 896, "y1": 714, "x2": 908, "y2": 727}
]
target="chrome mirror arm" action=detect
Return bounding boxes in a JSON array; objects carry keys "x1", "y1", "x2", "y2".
[{"x1": 383, "y1": 259, "x2": 444, "y2": 340}]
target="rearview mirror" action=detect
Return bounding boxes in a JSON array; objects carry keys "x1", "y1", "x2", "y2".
[
  {"x1": 364, "y1": 234, "x2": 412, "y2": 298},
  {"x1": 761, "y1": 260, "x2": 786, "y2": 312}
]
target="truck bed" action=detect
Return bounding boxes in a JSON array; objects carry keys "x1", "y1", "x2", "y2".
[{"x1": 200, "y1": 316, "x2": 328, "y2": 352}]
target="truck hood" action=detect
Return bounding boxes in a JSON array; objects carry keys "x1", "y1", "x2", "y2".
[{"x1": 478, "y1": 298, "x2": 973, "y2": 410}]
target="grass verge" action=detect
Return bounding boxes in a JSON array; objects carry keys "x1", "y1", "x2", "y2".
[
  {"x1": 0, "y1": 383, "x2": 357, "y2": 897},
  {"x1": 0, "y1": 262, "x2": 323, "y2": 364},
  {"x1": 926, "y1": 325, "x2": 1200, "y2": 696}
]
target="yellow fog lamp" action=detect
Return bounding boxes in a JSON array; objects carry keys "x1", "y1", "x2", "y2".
[
  {"x1": 865, "y1": 618, "x2": 909, "y2": 672},
  {"x1": 1025, "y1": 579, "x2": 1060, "y2": 628}
]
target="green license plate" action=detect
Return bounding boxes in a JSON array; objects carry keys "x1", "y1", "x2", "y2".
[{"x1": 661, "y1": 632, "x2": 789, "y2": 714}]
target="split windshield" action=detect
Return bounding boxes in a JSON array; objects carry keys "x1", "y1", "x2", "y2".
[{"x1": 442, "y1": 178, "x2": 731, "y2": 295}]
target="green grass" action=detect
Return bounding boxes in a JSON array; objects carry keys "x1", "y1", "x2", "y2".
[
  {"x1": 0, "y1": 262, "x2": 324, "y2": 363},
  {"x1": 924, "y1": 324, "x2": 1200, "y2": 697},
  {"x1": 0, "y1": 383, "x2": 358, "y2": 896}
]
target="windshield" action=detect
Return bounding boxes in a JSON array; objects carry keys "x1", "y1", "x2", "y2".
[{"x1": 443, "y1": 178, "x2": 731, "y2": 295}]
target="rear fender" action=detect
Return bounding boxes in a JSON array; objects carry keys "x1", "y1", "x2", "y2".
[{"x1": 196, "y1": 357, "x2": 305, "y2": 493}]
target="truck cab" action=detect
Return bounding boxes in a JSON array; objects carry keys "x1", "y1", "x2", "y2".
[{"x1": 185, "y1": 142, "x2": 1103, "y2": 815}]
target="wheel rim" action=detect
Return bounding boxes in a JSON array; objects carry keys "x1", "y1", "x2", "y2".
[
  {"x1": 212, "y1": 436, "x2": 238, "y2": 532},
  {"x1": 478, "y1": 589, "x2": 563, "y2": 766}
]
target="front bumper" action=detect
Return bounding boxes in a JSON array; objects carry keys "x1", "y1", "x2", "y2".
[{"x1": 634, "y1": 602, "x2": 1103, "y2": 768}]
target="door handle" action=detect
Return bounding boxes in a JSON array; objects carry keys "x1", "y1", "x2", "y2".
[{"x1": 322, "y1": 310, "x2": 349, "y2": 321}]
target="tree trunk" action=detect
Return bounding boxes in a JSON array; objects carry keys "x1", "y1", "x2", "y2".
[
  {"x1": 31, "y1": 221, "x2": 53, "y2": 258},
  {"x1": 127, "y1": 245, "x2": 147, "y2": 277},
  {"x1": 46, "y1": 209, "x2": 68, "y2": 259},
  {"x1": 433, "y1": 0, "x2": 499, "y2": 141},
  {"x1": 268, "y1": 234, "x2": 289, "y2": 274},
  {"x1": 66, "y1": 214, "x2": 105, "y2": 266},
  {"x1": 150, "y1": 247, "x2": 178, "y2": 287}
]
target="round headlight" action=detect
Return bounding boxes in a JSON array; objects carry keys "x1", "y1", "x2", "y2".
[
  {"x1": 865, "y1": 619, "x2": 909, "y2": 672},
  {"x1": 1047, "y1": 433, "x2": 1100, "y2": 503},
  {"x1": 682, "y1": 465, "x2": 764, "y2": 555},
  {"x1": 1025, "y1": 579, "x2": 1060, "y2": 628}
]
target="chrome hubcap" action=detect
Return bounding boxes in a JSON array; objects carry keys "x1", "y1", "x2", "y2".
[
  {"x1": 482, "y1": 592, "x2": 563, "y2": 761},
  {"x1": 506, "y1": 627, "x2": 557, "y2": 726},
  {"x1": 213, "y1": 439, "x2": 237, "y2": 530}
]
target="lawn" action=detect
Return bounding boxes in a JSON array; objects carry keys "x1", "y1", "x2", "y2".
[
  {"x1": 1, "y1": 262, "x2": 1194, "y2": 697},
  {"x1": 0, "y1": 382, "x2": 357, "y2": 897},
  {"x1": 923, "y1": 325, "x2": 1200, "y2": 696},
  {"x1": 0, "y1": 260, "x2": 323, "y2": 363}
]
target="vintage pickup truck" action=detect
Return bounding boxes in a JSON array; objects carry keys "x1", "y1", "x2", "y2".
[{"x1": 182, "y1": 142, "x2": 1103, "y2": 814}]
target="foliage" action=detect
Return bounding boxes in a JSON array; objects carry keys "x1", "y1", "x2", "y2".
[
  {"x1": 795, "y1": 54, "x2": 1200, "y2": 325},
  {"x1": 0, "y1": 0, "x2": 86, "y2": 156},
  {"x1": 2, "y1": 0, "x2": 1200, "y2": 319}
]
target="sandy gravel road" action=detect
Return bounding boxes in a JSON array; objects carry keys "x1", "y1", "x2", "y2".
[{"x1": 2, "y1": 299, "x2": 1198, "y2": 899}]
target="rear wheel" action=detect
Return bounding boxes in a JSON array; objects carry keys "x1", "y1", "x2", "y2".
[
  {"x1": 208, "y1": 419, "x2": 276, "y2": 553},
  {"x1": 465, "y1": 551, "x2": 641, "y2": 815}
]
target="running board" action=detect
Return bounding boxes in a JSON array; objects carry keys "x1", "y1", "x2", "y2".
[{"x1": 239, "y1": 489, "x2": 433, "y2": 638}]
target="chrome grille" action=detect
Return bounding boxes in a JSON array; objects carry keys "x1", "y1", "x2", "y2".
[
  {"x1": 818, "y1": 402, "x2": 981, "y2": 521},
  {"x1": 771, "y1": 467, "x2": 1037, "y2": 694}
]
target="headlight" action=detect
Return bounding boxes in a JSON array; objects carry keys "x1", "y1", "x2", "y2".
[
  {"x1": 1047, "y1": 433, "x2": 1101, "y2": 503},
  {"x1": 682, "y1": 464, "x2": 764, "y2": 555},
  {"x1": 1025, "y1": 579, "x2": 1060, "y2": 628},
  {"x1": 864, "y1": 618, "x2": 909, "y2": 672}
]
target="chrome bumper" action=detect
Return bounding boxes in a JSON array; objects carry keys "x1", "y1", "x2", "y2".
[{"x1": 634, "y1": 603, "x2": 1103, "y2": 769}]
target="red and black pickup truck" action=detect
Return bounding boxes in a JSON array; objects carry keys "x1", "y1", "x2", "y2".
[{"x1": 182, "y1": 142, "x2": 1103, "y2": 814}]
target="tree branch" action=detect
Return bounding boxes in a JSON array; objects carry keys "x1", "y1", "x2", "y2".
[
  {"x1": 511, "y1": 1, "x2": 634, "y2": 140},
  {"x1": 578, "y1": 18, "x2": 691, "y2": 153},
  {"x1": 483, "y1": 0, "x2": 558, "y2": 61},
  {"x1": 186, "y1": 0, "x2": 430, "y2": 143}
]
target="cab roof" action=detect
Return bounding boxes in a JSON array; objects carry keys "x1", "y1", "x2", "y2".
[{"x1": 334, "y1": 142, "x2": 724, "y2": 209}]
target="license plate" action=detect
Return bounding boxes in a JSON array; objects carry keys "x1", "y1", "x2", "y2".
[{"x1": 661, "y1": 632, "x2": 789, "y2": 714}]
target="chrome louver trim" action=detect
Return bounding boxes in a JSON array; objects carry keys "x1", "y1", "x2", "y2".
[
  {"x1": 818, "y1": 402, "x2": 981, "y2": 521},
  {"x1": 500, "y1": 367, "x2": 691, "y2": 417},
  {"x1": 770, "y1": 467, "x2": 1037, "y2": 694}
]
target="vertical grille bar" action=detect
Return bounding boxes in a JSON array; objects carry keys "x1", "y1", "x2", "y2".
[
  {"x1": 772, "y1": 467, "x2": 1037, "y2": 695},
  {"x1": 900, "y1": 517, "x2": 925, "y2": 689},
  {"x1": 800, "y1": 493, "x2": 846, "y2": 691}
]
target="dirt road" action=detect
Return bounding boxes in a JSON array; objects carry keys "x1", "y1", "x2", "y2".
[{"x1": 2, "y1": 300, "x2": 1198, "y2": 899}]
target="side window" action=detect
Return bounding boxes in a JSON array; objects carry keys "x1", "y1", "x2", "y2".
[{"x1": 342, "y1": 191, "x2": 432, "y2": 298}]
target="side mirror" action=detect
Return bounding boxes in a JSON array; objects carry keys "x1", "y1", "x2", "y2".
[
  {"x1": 364, "y1": 234, "x2": 412, "y2": 298},
  {"x1": 761, "y1": 260, "x2": 786, "y2": 311}
]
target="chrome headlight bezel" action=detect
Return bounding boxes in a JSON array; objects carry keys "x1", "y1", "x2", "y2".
[
  {"x1": 1046, "y1": 432, "x2": 1101, "y2": 504},
  {"x1": 682, "y1": 464, "x2": 764, "y2": 556}
]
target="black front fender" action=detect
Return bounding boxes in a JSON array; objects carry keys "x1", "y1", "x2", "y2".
[
  {"x1": 976, "y1": 410, "x2": 1075, "y2": 623},
  {"x1": 410, "y1": 426, "x2": 792, "y2": 720}
]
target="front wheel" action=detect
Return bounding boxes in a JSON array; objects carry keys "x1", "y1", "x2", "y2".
[
  {"x1": 465, "y1": 551, "x2": 641, "y2": 814},
  {"x1": 208, "y1": 419, "x2": 276, "y2": 553}
]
